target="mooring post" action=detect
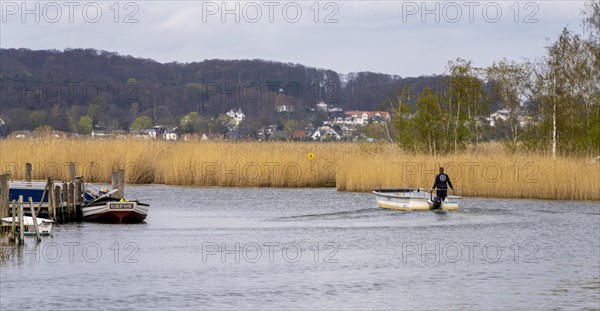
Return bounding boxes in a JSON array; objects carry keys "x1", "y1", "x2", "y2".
[
  {"x1": 74, "y1": 176, "x2": 83, "y2": 220},
  {"x1": 0, "y1": 174, "x2": 8, "y2": 219},
  {"x1": 10, "y1": 200, "x2": 16, "y2": 243},
  {"x1": 74, "y1": 176, "x2": 82, "y2": 205},
  {"x1": 25, "y1": 163, "x2": 32, "y2": 183},
  {"x1": 111, "y1": 171, "x2": 119, "y2": 198},
  {"x1": 54, "y1": 185, "x2": 62, "y2": 224},
  {"x1": 28, "y1": 197, "x2": 41, "y2": 242},
  {"x1": 68, "y1": 162, "x2": 76, "y2": 219},
  {"x1": 18, "y1": 196, "x2": 24, "y2": 244},
  {"x1": 62, "y1": 182, "x2": 69, "y2": 221},
  {"x1": 35, "y1": 178, "x2": 50, "y2": 217},
  {"x1": 48, "y1": 180, "x2": 55, "y2": 220},
  {"x1": 69, "y1": 162, "x2": 76, "y2": 182},
  {"x1": 118, "y1": 169, "x2": 125, "y2": 199},
  {"x1": 0, "y1": 174, "x2": 8, "y2": 239},
  {"x1": 68, "y1": 182, "x2": 75, "y2": 220}
]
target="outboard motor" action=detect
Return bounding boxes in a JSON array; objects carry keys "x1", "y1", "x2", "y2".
[{"x1": 432, "y1": 196, "x2": 442, "y2": 209}]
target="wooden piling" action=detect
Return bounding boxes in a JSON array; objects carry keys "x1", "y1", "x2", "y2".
[
  {"x1": 69, "y1": 162, "x2": 76, "y2": 182},
  {"x1": 111, "y1": 171, "x2": 119, "y2": 198},
  {"x1": 25, "y1": 163, "x2": 32, "y2": 182},
  {"x1": 35, "y1": 178, "x2": 51, "y2": 217},
  {"x1": 54, "y1": 185, "x2": 62, "y2": 223},
  {"x1": 111, "y1": 170, "x2": 125, "y2": 199},
  {"x1": 74, "y1": 176, "x2": 83, "y2": 220},
  {"x1": 10, "y1": 200, "x2": 16, "y2": 243},
  {"x1": 48, "y1": 180, "x2": 55, "y2": 220},
  {"x1": 118, "y1": 169, "x2": 125, "y2": 199},
  {"x1": 68, "y1": 182, "x2": 75, "y2": 220},
  {"x1": 18, "y1": 196, "x2": 24, "y2": 244},
  {"x1": 62, "y1": 182, "x2": 69, "y2": 221},
  {"x1": 28, "y1": 197, "x2": 41, "y2": 242},
  {"x1": 74, "y1": 176, "x2": 83, "y2": 205},
  {"x1": 0, "y1": 174, "x2": 8, "y2": 238},
  {"x1": 0, "y1": 174, "x2": 8, "y2": 220}
]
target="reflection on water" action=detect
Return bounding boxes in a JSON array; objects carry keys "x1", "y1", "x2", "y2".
[{"x1": 1, "y1": 186, "x2": 599, "y2": 310}]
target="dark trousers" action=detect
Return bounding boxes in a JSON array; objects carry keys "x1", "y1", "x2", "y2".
[{"x1": 436, "y1": 189, "x2": 448, "y2": 201}]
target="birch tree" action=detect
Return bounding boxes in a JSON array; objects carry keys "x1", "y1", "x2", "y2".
[
  {"x1": 445, "y1": 59, "x2": 487, "y2": 152},
  {"x1": 486, "y1": 60, "x2": 533, "y2": 152}
]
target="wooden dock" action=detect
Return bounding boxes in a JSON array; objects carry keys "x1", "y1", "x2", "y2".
[{"x1": 0, "y1": 163, "x2": 127, "y2": 243}]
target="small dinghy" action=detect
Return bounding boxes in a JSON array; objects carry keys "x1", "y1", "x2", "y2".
[
  {"x1": 372, "y1": 188, "x2": 461, "y2": 211},
  {"x1": 1, "y1": 216, "x2": 54, "y2": 236}
]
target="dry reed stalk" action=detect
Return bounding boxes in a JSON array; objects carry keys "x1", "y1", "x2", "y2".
[{"x1": 0, "y1": 138, "x2": 597, "y2": 200}]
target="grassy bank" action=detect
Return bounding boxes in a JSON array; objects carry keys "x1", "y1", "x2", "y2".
[{"x1": 0, "y1": 138, "x2": 598, "y2": 201}]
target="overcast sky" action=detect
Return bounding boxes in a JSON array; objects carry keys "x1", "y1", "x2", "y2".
[{"x1": 0, "y1": 1, "x2": 589, "y2": 77}]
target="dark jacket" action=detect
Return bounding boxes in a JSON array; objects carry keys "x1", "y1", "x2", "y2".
[{"x1": 433, "y1": 173, "x2": 453, "y2": 190}]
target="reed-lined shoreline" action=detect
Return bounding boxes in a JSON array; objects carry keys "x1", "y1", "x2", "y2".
[{"x1": 1, "y1": 138, "x2": 598, "y2": 201}]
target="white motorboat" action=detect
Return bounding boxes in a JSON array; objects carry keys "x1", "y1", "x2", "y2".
[
  {"x1": 372, "y1": 188, "x2": 461, "y2": 211},
  {"x1": 1, "y1": 216, "x2": 54, "y2": 236}
]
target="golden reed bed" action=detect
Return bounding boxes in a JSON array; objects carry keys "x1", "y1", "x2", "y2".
[{"x1": 0, "y1": 138, "x2": 598, "y2": 201}]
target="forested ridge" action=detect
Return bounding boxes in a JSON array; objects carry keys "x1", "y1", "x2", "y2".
[{"x1": 0, "y1": 48, "x2": 445, "y2": 131}]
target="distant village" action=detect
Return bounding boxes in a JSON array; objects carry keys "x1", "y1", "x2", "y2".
[
  {"x1": 0, "y1": 108, "x2": 392, "y2": 142},
  {"x1": 0, "y1": 105, "x2": 518, "y2": 143},
  {"x1": 0, "y1": 88, "x2": 518, "y2": 142}
]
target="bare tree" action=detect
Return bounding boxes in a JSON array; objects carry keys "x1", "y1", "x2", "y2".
[{"x1": 486, "y1": 59, "x2": 533, "y2": 152}]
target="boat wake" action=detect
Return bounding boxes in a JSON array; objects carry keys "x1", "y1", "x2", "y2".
[{"x1": 274, "y1": 208, "x2": 380, "y2": 221}]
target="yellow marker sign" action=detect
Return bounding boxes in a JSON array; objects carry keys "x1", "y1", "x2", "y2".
[{"x1": 307, "y1": 153, "x2": 314, "y2": 160}]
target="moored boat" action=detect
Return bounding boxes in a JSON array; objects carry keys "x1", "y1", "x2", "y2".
[
  {"x1": 6, "y1": 181, "x2": 49, "y2": 202},
  {"x1": 4, "y1": 181, "x2": 52, "y2": 217},
  {"x1": 1, "y1": 216, "x2": 54, "y2": 236},
  {"x1": 2, "y1": 179, "x2": 149, "y2": 223},
  {"x1": 2, "y1": 180, "x2": 95, "y2": 218},
  {"x1": 81, "y1": 196, "x2": 149, "y2": 223},
  {"x1": 372, "y1": 188, "x2": 461, "y2": 211}
]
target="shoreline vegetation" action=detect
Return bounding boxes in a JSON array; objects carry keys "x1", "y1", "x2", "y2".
[{"x1": 0, "y1": 138, "x2": 598, "y2": 201}]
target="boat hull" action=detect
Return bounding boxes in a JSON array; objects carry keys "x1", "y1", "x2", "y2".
[
  {"x1": 1, "y1": 216, "x2": 54, "y2": 236},
  {"x1": 373, "y1": 189, "x2": 461, "y2": 211},
  {"x1": 81, "y1": 198, "x2": 149, "y2": 223},
  {"x1": 24, "y1": 226, "x2": 52, "y2": 236}
]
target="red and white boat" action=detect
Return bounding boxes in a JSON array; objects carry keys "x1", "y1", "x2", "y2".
[{"x1": 81, "y1": 189, "x2": 149, "y2": 223}]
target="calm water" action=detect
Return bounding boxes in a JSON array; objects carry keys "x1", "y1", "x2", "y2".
[{"x1": 1, "y1": 186, "x2": 599, "y2": 310}]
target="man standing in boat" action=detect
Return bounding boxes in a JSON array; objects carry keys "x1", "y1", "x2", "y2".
[{"x1": 432, "y1": 167, "x2": 454, "y2": 201}]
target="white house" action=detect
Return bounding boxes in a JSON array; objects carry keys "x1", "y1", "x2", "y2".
[
  {"x1": 341, "y1": 111, "x2": 391, "y2": 125},
  {"x1": 310, "y1": 126, "x2": 341, "y2": 141},
  {"x1": 487, "y1": 109, "x2": 510, "y2": 127},
  {"x1": 163, "y1": 128, "x2": 178, "y2": 141},
  {"x1": 91, "y1": 129, "x2": 108, "y2": 138},
  {"x1": 226, "y1": 108, "x2": 245, "y2": 126},
  {"x1": 315, "y1": 101, "x2": 328, "y2": 112},
  {"x1": 137, "y1": 128, "x2": 157, "y2": 139}
]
